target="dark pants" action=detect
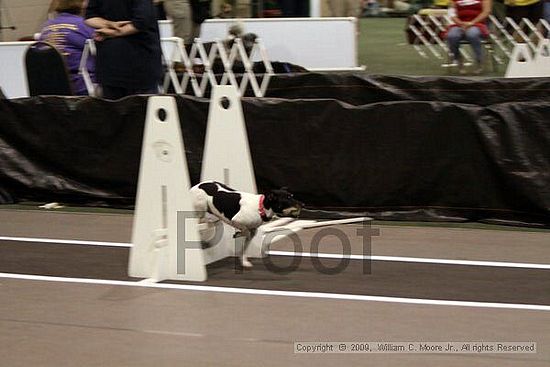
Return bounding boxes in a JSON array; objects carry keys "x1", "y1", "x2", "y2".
[
  {"x1": 505, "y1": 1, "x2": 544, "y2": 24},
  {"x1": 279, "y1": 0, "x2": 309, "y2": 17},
  {"x1": 155, "y1": 2, "x2": 167, "y2": 20},
  {"x1": 101, "y1": 85, "x2": 159, "y2": 100}
]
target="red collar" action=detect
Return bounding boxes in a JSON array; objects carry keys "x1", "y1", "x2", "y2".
[{"x1": 259, "y1": 195, "x2": 269, "y2": 221}]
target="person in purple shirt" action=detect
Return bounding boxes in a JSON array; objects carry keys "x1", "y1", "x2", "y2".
[{"x1": 39, "y1": 0, "x2": 96, "y2": 95}]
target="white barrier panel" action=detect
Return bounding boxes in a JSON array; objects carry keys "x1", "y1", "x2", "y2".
[
  {"x1": 532, "y1": 39, "x2": 550, "y2": 76},
  {"x1": 129, "y1": 96, "x2": 206, "y2": 282},
  {"x1": 201, "y1": 85, "x2": 257, "y2": 193},
  {"x1": 0, "y1": 41, "x2": 33, "y2": 98},
  {"x1": 200, "y1": 17, "x2": 362, "y2": 71},
  {"x1": 129, "y1": 91, "x2": 370, "y2": 282},
  {"x1": 505, "y1": 43, "x2": 538, "y2": 78},
  {"x1": 200, "y1": 85, "x2": 261, "y2": 261},
  {"x1": 158, "y1": 20, "x2": 174, "y2": 39}
]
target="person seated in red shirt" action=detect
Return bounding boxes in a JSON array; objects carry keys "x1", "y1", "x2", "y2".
[{"x1": 446, "y1": 0, "x2": 492, "y2": 74}]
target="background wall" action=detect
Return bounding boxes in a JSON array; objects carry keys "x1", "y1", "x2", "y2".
[{"x1": 0, "y1": 0, "x2": 50, "y2": 41}]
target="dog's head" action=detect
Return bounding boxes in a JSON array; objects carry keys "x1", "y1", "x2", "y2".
[{"x1": 265, "y1": 188, "x2": 303, "y2": 218}]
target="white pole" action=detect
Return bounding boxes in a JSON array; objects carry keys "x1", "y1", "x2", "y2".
[{"x1": 310, "y1": 0, "x2": 321, "y2": 17}]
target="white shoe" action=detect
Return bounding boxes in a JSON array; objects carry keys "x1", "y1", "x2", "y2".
[
  {"x1": 455, "y1": 59, "x2": 466, "y2": 75},
  {"x1": 474, "y1": 63, "x2": 483, "y2": 75}
]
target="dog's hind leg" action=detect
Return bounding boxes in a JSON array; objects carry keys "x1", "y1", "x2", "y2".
[
  {"x1": 242, "y1": 228, "x2": 256, "y2": 268},
  {"x1": 189, "y1": 187, "x2": 208, "y2": 223},
  {"x1": 234, "y1": 229, "x2": 254, "y2": 268}
]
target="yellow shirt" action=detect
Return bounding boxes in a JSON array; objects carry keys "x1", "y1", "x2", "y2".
[{"x1": 504, "y1": 0, "x2": 540, "y2": 6}]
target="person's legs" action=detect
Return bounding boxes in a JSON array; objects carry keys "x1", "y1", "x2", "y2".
[
  {"x1": 527, "y1": 1, "x2": 544, "y2": 24},
  {"x1": 191, "y1": 22, "x2": 201, "y2": 40},
  {"x1": 447, "y1": 26, "x2": 465, "y2": 63},
  {"x1": 101, "y1": 85, "x2": 130, "y2": 100},
  {"x1": 296, "y1": 0, "x2": 310, "y2": 17},
  {"x1": 155, "y1": 1, "x2": 167, "y2": 20},
  {"x1": 324, "y1": 0, "x2": 344, "y2": 16},
  {"x1": 133, "y1": 85, "x2": 161, "y2": 95},
  {"x1": 505, "y1": 4, "x2": 533, "y2": 25},
  {"x1": 465, "y1": 26, "x2": 483, "y2": 64},
  {"x1": 344, "y1": 0, "x2": 362, "y2": 16},
  {"x1": 163, "y1": 0, "x2": 193, "y2": 41},
  {"x1": 101, "y1": 84, "x2": 159, "y2": 100},
  {"x1": 279, "y1": 0, "x2": 296, "y2": 16}
]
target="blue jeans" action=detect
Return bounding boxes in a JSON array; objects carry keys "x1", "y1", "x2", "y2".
[{"x1": 447, "y1": 26, "x2": 483, "y2": 64}]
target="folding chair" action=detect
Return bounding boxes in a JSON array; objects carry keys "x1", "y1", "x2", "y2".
[{"x1": 24, "y1": 41, "x2": 73, "y2": 96}]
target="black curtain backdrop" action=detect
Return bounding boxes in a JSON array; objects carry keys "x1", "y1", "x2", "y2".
[{"x1": 0, "y1": 74, "x2": 548, "y2": 227}]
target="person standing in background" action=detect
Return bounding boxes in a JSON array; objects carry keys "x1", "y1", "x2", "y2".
[
  {"x1": 504, "y1": 0, "x2": 543, "y2": 25},
  {"x1": 323, "y1": 0, "x2": 361, "y2": 37},
  {"x1": 85, "y1": 0, "x2": 162, "y2": 99},
  {"x1": 190, "y1": 0, "x2": 212, "y2": 39},
  {"x1": 279, "y1": 0, "x2": 309, "y2": 17},
  {"x1": 163, "y1": 0, "x2": 193, "y2": 41},
  {"x1": 153, "y1": 0, "x2": 168, "y2": 19},
  {"x1": 324, "y1": 0, "x2": 362, "y2": 16},
  {"x1": 40, "y1": 0, "x2": 96, "y2": 95}
]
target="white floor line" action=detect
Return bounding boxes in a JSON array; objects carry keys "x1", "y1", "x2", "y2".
[
  {"x1": 268, "y1": 251, "x2": 550, "y2": 270},
  {"x1": 2, "y1": 235, "x2": 550, "y2": 270},
  {"x1": 0, "y1": 236, "x2": 131, "y2": 248},
  {"x1": 1, "y1": 272, "x2": 549, "y2": 312}
]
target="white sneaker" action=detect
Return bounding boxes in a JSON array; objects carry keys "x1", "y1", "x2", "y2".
[
  {"x1": 474, "y1": 63, "x2": 483, "y2": 75},
  {"x1": 456, "y1": 60, "x2": 466, "y2": 75}
]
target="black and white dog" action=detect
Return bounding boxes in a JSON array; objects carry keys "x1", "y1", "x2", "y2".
[{"x1": 190, "y1": 181, "x2": 302, "y2": 267}]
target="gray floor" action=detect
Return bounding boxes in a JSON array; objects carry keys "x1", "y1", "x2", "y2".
[{"x1": 1, "y1": 209, "x2": 549, "y2": 366}]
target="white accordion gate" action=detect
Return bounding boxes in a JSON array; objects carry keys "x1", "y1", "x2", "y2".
[{"x1": 80, "y1": 36, "x2": 274, "y2": 98}]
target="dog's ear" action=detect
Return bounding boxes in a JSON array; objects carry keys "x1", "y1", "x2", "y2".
[
  {"x1": 265, "y1": 191, "x2": 276, "y2": 201},
  {"x1": 263, "y1": 191, "x2": 278, "y2": 209}
]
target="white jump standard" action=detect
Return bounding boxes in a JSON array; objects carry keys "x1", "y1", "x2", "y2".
[{"x1": 129, "y1": 86, "x2": 368, "y2": 282}]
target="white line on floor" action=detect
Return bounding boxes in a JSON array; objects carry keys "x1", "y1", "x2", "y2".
[
  {"x1": 269, "y1": 251, "x2": 550, "y2": 270},
  {"x1": 2, "y1": 235, "x2": 550, "y2": 270},
  {"x1": 0, "y1": 236, "x2": 130, "y2": 247},
  {"x1": 1, "y1": 272, "x2": 549, "y2": 312}
]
